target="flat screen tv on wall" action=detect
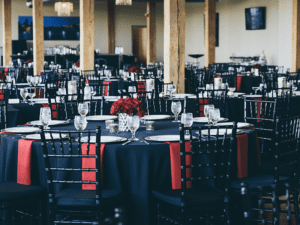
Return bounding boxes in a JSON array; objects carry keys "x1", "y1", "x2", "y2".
[
  {"x1": 245, "y1": 7, "x2": 266, "y2": 30},
  {"x1": 18, "y1": 16, "x2": 80, "y2": 41}
]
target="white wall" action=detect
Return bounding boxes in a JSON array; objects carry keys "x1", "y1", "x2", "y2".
[{"x1": 0, "y1": 0, "x2": 295, "y2": 69}]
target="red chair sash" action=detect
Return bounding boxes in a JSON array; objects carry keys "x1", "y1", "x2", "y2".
[
  {"x1": 82, "y1": 143, "x2": 105, "y2": 190},
  {"x1": 236, "y1": 134, "x2": 248, "y2": 178},
  {"x1": 17, "y1": 139, "x2": 35, "y2": 185},
  {"x1": 103, "y1": 81, "x2": 111, "y2": 96},
  {"x1": 236, "y1": 76, "x2": 242, "y2": 91},
  {"x1": 198, "y1": 99, "x2": 210, "y2": 117}
]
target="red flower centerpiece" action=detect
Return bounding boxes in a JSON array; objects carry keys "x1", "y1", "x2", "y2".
[
  {"x1": 27, "y1": 59, "x2": 33, "y2": 64},
  {"x1": 128, "y1": 66, "x2": 141, "y2": 74},
  {"x1": 111, "y1": 97, "x2": 145, "y2": 132},
  {"x1": 75, "y1": 61, "x2": 80, "y2": 68},
  {"x1": 252, "y1": 64, "x2": 262, "y2": 70},
  {"x1": 0, "y1": 72, "x2": 5, "y2": 80},
  {"x1": 110, "y1": 97, "x2": 145, "y2": 117}
]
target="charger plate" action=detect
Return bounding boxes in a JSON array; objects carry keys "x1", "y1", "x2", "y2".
[
  {"x1": 145, "y1": 135, "x2": 195, "y2": 142},
  {"x1": 86, "y1": 115, "x2": 117, "y2": 121},
  {"x1": 2, "y1": 127, "x2": 40, "y2": 134},
  {"x1": 22, "y1": 133, "x2": 69, "y2": 140},
  {"x1": 193, "y1": 117, "x2": 228, "y2": 123},
  {"x1": 28, "y1": 120, "x2": 69, "y2": 126},
  {"x1": 143, "y1": 115, "x2": 172, "y2": 120},
  {"x1": 80, "y1": 136, "x2": 127, "y2": 143}
]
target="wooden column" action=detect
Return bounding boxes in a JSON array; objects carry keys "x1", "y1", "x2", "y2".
[
  {"x1": 2, "y1": 0, "x2": 12, "y2": 66},
  {"x1": 108, "y1": 0, "x2": 115, "y2": 54},
  {"x1": 146, "y1": 2, "x2": 156, "y2": 65},
  {"x1": 292, "y1": 0, "x2": 300, "y2": 72},
  {"x1": 204, "y1": 0, "x2": 216, "y2": 68},
  {"x1": 80, "y1": 0, "x2": 94, "y2": 71},
  {"x1": 33, "y1": 0, "x2": 44, "y2": 74},
  {"x1": 164, "y1": 0, "x2": 185, "y2": 93}
]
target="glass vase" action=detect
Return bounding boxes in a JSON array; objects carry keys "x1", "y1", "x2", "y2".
[{"x1": 118, "y1": 113, "x2": 128, "y2": 132}]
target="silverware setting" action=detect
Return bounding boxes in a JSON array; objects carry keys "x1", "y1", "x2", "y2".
[
  {"x1": 122, "y1": 139, "x2": 132, "y2": 145},
  {"x1": 139, "y1": 136, "x2": 150, "y2": 145}
]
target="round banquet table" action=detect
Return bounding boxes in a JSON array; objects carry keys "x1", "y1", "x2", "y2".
[{"x1": 0, "y1": 119, "x2": 260, "y2": 225}]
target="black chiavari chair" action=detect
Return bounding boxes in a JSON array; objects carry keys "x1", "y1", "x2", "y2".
[
  {"x1": 241, "y1": 181, "x2": 299, "y2": 225},
  {"x1": 231, "y1": 116, "x2": 300, "y2": 189},
  {"x1": 84, "y1": 98, "x2": 105, "y2": 116},
  {"x1": 0, "y1": 100, "x2": 8, "y2": 128},
  {"x1": 152, "y1": 123, "x2": 237, "y2": 225},
  {"x1": 146, "y1": 91, "x2": 169, "y2": 115},
  {"x1": 196, "y1": 87, "x2": 228, "y2": 117},
  {"x1": 40, "y1": 127, "x2": 123, "y2": 224}
]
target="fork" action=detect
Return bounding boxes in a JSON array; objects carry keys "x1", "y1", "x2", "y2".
[{"x1": 139, "y1": 136, "x2": 150, "y2": 145}]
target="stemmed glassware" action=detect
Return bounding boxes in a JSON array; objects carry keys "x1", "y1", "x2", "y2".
[
  {"x1": 228, "y1": 87, "x2": 236, "y2": 97},
  {"x1": 20, "y1": 88, "x2": 28, "y2": 103},
  {"x1": 171, "y1": 101, "x2": 182, "y2": 123},
  {"x1": 127, "y1": 115, "x2": 140, "y2": 141},
  {"x1": 78, "y1": 102, "x2": 89, "y2": 116},
  {"x1": 26, "y1": 75, "x2": 33, "y2": 85},
  {"x1": 40, "y1": 107, "x2": 51, "y2": 130},
  {"x1": 204, "y1": 104, "x2": 214, "y2": 124},
  {"x1": 181, "y1": 113, "x2": 193, "y2": 135},
  {"x1": 74, "y1": 115, "x2": 88, "y2": 137},
  {"x1": 168, "y1": 84, "x2": 176, "y2": 98},
  {"x1": 90, "y1": 87, "x2": 96, "y2": 98},
  {"x1": 209, "y1": 108, "x2": 221, "y2": 126},
  {"x1": 27, "y1": 88, "x2": 36, "y2": 105}
]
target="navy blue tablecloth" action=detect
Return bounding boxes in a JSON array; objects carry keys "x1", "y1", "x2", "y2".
[{"x1": 0, "y1": 120, "x2": 258, "y2": 225}]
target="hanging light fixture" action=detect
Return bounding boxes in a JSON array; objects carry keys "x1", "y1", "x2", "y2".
[
  {"x1": 54, "y1": 0, "x2": 73, "y2": 16},
  {"x1": 115, "y1": 0, "x2": 132, "y2": 6}
]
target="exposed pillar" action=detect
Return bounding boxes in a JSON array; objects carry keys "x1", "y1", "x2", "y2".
[
  {"x1": 108, "y1": 0, "x2": 115, "y2": 54},
  {"x1": 291, "y1": 0, "x2": 300, "y2": 72},
  {"x1": 164, "y1": 0, "x2": 185, "y2": 93},
  {"x1": 2, "y1": 0, "x2": 12, "y2": 66},
  {"x1": 80, "y1": 0, "x2": 95, "y2": 71},
  {"x1": 146, "y1": 2, "x2": 156, "y2": 65},
  {"x1": 204, "y1": 0, "x2": 216, "y2": 68}
]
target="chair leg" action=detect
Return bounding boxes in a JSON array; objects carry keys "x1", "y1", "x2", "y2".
[
  {"x1": 157, "y1": 203, "x2": 160, "y2": 225},
  {"x1": 38, "y1": 202, "x2": 43, "y2": 225},
  {"x1": 293, "y1": 186, "x2": 299, "y2": 225},
  {"x1": 180, "y1": 208, "x2": 185, "y2": 225}
]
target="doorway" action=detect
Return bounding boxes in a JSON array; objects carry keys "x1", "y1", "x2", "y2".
[{"x1": 132, "y1": 26, "x2": 147, "y2": 67}]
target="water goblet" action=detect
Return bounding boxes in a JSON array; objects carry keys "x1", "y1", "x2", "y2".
[
  {"x1": 209, "y1": 108, "x2": 221, "y2": 126},
  {"x1": 27, "y1": 88, "x2": 36, "y2": 105},
  {"x1": 228, "y1": 87, "x2": 236, "y2": 97},
  {"x1": 40, "y1": 107, "x2": 51, "y2": 130},
  {"x1": 127, "y1": 115, "x2": 140, "y2": 141},
  {"x1": 181, "y1": 113, "x2": 193, "y2": 135},
  {"x1": 168, "y1": 84, "x2": 176, "y2": 98},
  {"x1": 74, "y1": 116, "x2": 88, "y2": 137},
  {"x1": 26, "y1": 75, "x2": 32, "y2": 84},
  {"x1": 252, "y1": 87, "x2": 260, "y2": 95},
  {"x1": 204, "y1": 104, "x2": 214, "y2": 123},
  {"x1": 78, "y1": 102, "x2": 89, "y2": 116},
  {"x1": 171, "y1": 101, "x2": 182, "y2": 123},
  {"x1": 20, "y1": 88, "x2": 28, "y2": 103}
]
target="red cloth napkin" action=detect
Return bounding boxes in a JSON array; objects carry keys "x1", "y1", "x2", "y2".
[
  {"x1": 82, "y1": 143, "x2": 105, "y2": 190},
  {"x1": 0, "y1": 90, "x2": 4, "y2": 101},
  {"x1": 17, "y1": 139, "x2": 35, "y2": 185},
  {"x1": 198, "y1": 99, "x2": 210, "y2": 117},
  {"x1": 167, "y1": 141, "x2": 192, "y2": 190},
  {"x1": 0, "y1": 131, "x2": 13, "y2": 134},
  {"x1": 103, "y1": 81, "x2": 111, "y2": 96},
  {"x1": 236, "y1": 134, "x2": 248, "y2": 178},
  {"x1": 236, "y1": 76, "x2": 242, "y2": 91}
]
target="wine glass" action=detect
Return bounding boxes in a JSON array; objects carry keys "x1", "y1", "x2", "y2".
[
  {"x1": 228, "y1": 87, "x2": 236, "y2": 97},
  {"x1": 74, "y1": 116, "x2": 88, "y2": 137},
  {"x1": 127, "y1": 115, "x2": 140, "y2": 141},
  {"x1": 209, "y1": 108, "x2": 221, "y2": 126},
  {"x1": 252, "y1": 87, "x2": 260, "y2": 95},
  {"x1": 78, "y1": 102, "x2": 89, "y2": 116},
  {"x1": 40, "y1": 107, "x2": 51, "y2": 130},
  {"x1": 31, "y1": 77, "x2": 38, "y2": 86},
  {"x1": 171, "y1": 101, "x2": 182, "y2": 123},
  {"x1": 90, "y1": 86, "x2": 96, "y2": 98},
  {"x1": 204, "y1": 104, "x2": 214, "y2": 123},
  {"x1": 27, "y1": 88, "x2": 36, "y2": 105},
  {"x1": 26, "y1": 75, "x2": 32, "y2": 84},
  {"x1": 181, "y1": 113, "x2": 193, "y2": 135},
  {"x1": 168, "y1": 84, "x2": 176, "y2": 98},
  {"x1": 20, "y1": 88, "x2": 28, "y2": 103}
]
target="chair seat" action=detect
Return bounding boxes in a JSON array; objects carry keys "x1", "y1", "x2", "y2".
[
  {"x1": 0, "y1": 182, "x2": 47, "y2": 201},
  {"x1": 152, "y1": 186, "x2": 224, "y2": 207},
  {"x1": 231, "y1": 174, "x2": 290, "y2": 189},
  {"x1": 55, "y1": 188, "x2": 123, "y2": 208}
]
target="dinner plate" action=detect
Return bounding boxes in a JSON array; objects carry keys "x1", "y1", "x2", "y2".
[
  {"x1": 143, "y1": 115, "x2": 172, "y2": 120},
  {"x1": 86, "y1": 115, "x2": 118, "y2": 121},
  {"x1": 80, "y1": 136, "x2": 127, "y2": 143},
  {"x1": 15, "y1": 83, "x2": 30, "y2": 86},
  {"x1": 2, "y1": 127, "x2": 40, "y2": 134},
  {"x1": 173, "y1": 94, "x2": 196, "y2": 99},
  {"x1": 294, "y1": 91, "x2": 300, "y2": 96},
  {"x1": 197, "y1": 129, "x2": 243, "y2": 136},
  {"x1": 210, "y1": 122, "x2": 253, "y2": 128},
  {"x1": 243, "y1": 95, "x2": 263, "y2": 98},
  {"x1": 28, "y1": 98, "x2": 48, "y2": 104},
  {"x1": 105, "y1": 98, "x2": 119, "y2": 102},
  {"x1": 193, "y1": 117, "x2": 228, "y2": 123},
  {"x1": 28, "y1": 120, "x2": 69, "y2": 126},
  {"x1": 232, "y1": 92, "x2": 245, "y2": 97},
  {"x1": 8, "y1": 99, "x2": 20, "y2": 104},
  {"x1": 145, "y1": 135, "x2": 194, "y2": 142},
  {"x1": 22, "y1": 133, "x2": 69, "y2": 140}
]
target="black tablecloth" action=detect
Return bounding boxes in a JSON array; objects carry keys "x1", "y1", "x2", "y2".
[{"x1": 0, "y1": 120, "x2": 258, "y2": 225}]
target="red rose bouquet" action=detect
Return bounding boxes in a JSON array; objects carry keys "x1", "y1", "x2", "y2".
[
  {"x1": 0, "y1": 72, "x2": 5, "y2": 80},
  {"x1": 252, "y1": 64, "x2": 263, "y2": 70},
  {"x1": 110, "y1": 97, "x2": 145, "y2": 117},
  {"x1": 75, "y1": 61, "x2": 80, "y2": 68},
  {"x1": 128, "y1": 66, "x2": 141, "y2": 74},
  {"x1": 27, "y1": 59, "x2": 33, "y2": 64}
]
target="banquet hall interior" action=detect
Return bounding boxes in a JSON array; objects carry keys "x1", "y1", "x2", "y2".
[{"x1": 0, "y1": 0, "x2": 300, "y2": 224}]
